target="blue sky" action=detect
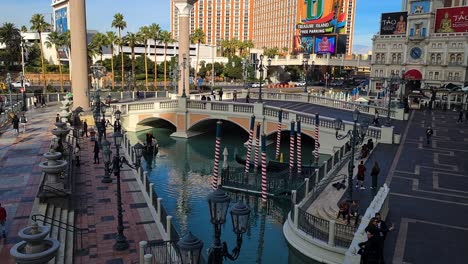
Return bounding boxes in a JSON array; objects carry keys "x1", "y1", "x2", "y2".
[{"x1": 0, "y1": 0, "x2": 401, "y2": 50}]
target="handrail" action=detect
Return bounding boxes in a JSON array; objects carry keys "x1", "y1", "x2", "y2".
[
  {"x1": 39, "y1": 184, "x2": 70, "y2": 197},
  {"x1": 31, "y1": 214, "x2": 85, "y2": 249}
]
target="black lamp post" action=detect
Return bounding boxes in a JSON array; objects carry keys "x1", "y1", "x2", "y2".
[
  {"x1": 101, "y1": 139, "x2": 112, "y2": 183},
  {"x1": 114, "y1": 110, "x2": 122, "y2": 133},
  {"x1": 205, "y1": 188, "x2": 250, "y2": 264},
  {"x1": 386, "y1": 73, "x2": 401, "y2": 127},
  {"x1": 178, "y1": 232, "x2": 204, "y2": 264},
  {"x1": 256, "y1": 55, "x2": 272, "y2": 102},
  {"x1": 334, "y1": 109, "x2": 369, "y2": 201},
  {"x1": 302, "y1": 58, "x2": 308, "y2": 93},
  {"x1": 182, "y1": 55, "x2": 187, "y2": 98}
]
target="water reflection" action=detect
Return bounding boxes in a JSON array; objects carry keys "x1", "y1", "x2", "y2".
[{"x1": 130, "y1": 123, "x2": 321, "y2": 264}]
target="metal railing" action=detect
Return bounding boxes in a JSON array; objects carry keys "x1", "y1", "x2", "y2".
[
  {"x1": 31, "y1": 214, "x2": 85, "y2": 250},
  {"x1": 297, "y1": 208, "x2": 330, "y2": 242},
  {"x1": 144, "y1": 240, "x2": 182, "y2": 264},
  {"x1": 334, "y1": 222, "x2": 357, "y2": 248}
]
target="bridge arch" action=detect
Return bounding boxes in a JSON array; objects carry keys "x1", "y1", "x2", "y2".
[
  {"x1": 188, "y1": 117, "x2": 250, "y2": 137},
  {"x1": 137, "y1": 117, "x2": 177, "y2": 131}
]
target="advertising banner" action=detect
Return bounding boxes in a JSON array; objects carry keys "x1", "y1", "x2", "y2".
[
  {"x1": 55, "y1": 7, "x2": 68, "y2": 33},
  {"x1": 380, "y1": 12, "x2": 408, "y2": 35},
  {"x1": 314, "y1": 35, "x2": 336, "y2": 54},
  {"x1": 411, "y1": 1, "x2": 431, "y2": 14},
  {"x1": 296, "y1": 0, "x2": 348, "y2": 35},
  {"x1": 435, "y1": 7, "x2": 468, "y2": 33}
]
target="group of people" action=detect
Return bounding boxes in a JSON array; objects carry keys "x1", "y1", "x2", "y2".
[
  {"x1": 337, "y1": 199, "x2": 360, "y2": 226},
  {"x1": 33, "y1": 95, "x2": 47, "y2": 108},
  {"x1": 360, "y1": 139, "x2": 374, "y2": 160},
  {"x1": 358, "y1": 212, "x2": 394, "y2": 263},
  {"x1": 200, "y1": 89, "x2": 226, "y2": 102},
  {"x1": 11, "y1": 113, "x2": 28, "y2": 135}
]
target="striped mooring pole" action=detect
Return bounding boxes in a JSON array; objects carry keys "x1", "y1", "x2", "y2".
[
  {"x1": 254, "y1": 123, "x2": 261, "y2": 171},
  {"x1": 297, "y1": 120, "x2": 302, "y2": 175},
  {"x1": 314, "y1": 114, "x2": 320, "y2": 164},
  {"x1": 289, "y1": 121, "x2": 296, "y2": 174},
  {"x1": 261, "y1": 134, "x2": 267, "y2": 203},
  {"x1": 275, "y1": 109, "x2": 283, "y2": 160},
  {"x1": 212, "y1": 120, "x2": 223, "y2": 190},
  {"x1": 244, "y1": 115, "x2": 255, "y2": 176}
]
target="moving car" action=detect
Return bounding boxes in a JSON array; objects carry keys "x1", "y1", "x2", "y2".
[{"x1": 11, "y1": 81, "x2": 31, "y2": 88}]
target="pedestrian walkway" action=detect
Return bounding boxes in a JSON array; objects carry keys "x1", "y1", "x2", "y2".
[
  {"x1": 383, "y1": 109, "x2": 468, "y2": 263},
  {"x1": 0, "y1": 106, "x2": 56, "y2": 263},
  {"x1": 73, "y1": 124, "x2": 163, "y2": 264}
]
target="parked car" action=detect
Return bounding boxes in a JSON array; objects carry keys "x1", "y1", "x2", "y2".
[
  {"x1": 296, "y1": 82, "x2": 306, "y2": 86},
  {"x1": 11, "y1": 81, "x2": 31, "y2": 88},
  {"x1": 251, "y1": 82, "x2": 265, "y2": 88}
]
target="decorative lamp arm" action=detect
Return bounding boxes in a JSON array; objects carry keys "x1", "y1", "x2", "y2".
[{"x1": 223, "y1": 234, "x2": 243, "y2": 261}]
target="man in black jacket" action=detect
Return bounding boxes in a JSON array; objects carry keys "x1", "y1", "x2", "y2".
[{"x1": 358, "y1": 229, "x2": 381, "y2": 263}]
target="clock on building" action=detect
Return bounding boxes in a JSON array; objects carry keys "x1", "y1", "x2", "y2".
[{"x1": 410, "y1": 47, "x2": 422, "y2": 59}]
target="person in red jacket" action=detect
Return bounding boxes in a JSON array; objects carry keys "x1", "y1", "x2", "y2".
[
  {"x1": 356, "y1": 161, "x2": 367, "y2": 190},
  {"x1": 0, "y1": 203, "x2": 6, "y2": 238}
]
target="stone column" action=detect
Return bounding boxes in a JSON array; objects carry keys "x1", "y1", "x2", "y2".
[
  {"x1": 174, "y1": 1, "x2": 195, "y2": 97},
  {"x1": 70, "y1": 0, "x2": 89, "y2": 109}
]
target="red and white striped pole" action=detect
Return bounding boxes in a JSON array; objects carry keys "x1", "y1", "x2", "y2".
[
  {"x1": 275, "y1": 109, "x2": 283, "y2": 160},
  {"x1": 261, "y1": 134, "x2": 267, "y2": 203},
  {"x1": 289, "y1": 121, "x2": 296, "y2": 174},
  {"x1": 212, "y1": 120, "x2": 223, "y2": 190},
  {"x1": 245, "y1": 115, "x2": 255, "y2": 176},
  {"x1": 314, "y1": 114, "x2": 320, "y2": 164},
  {"x1": 297, "y1": 120, "x2": 302, "y2": 175},
  {"x1": 254, "y1": 123, "x2": 261, "y2": 171}
]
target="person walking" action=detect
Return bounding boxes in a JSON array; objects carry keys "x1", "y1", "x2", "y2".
[
  {"x1": 41, "y1": 95, "x2": 46, "y2": 107},
  {"x1": 356, "y1": 161, "x2": 367, "y2": 190},
  {"x1": 74, "y1": 143, "x2": 81, "y2": 167},
  {"x1": 233, "y1": 90, "x2": 238, "y2": 101},
  {"x1": 12, "y1": 114, "x2": 20, "y2": 135},
  {"x1": 83, "y1": 120, "x2": 88, "y2": 137},
  {"x1": 218, "y1": 89, "x2": 223, "y2": 101},
  {"x1": 457, "y1": 109, "x2": 463, "y2": 123},
  {"x1": 93, "y1": 141, "x2": 100, "y2": 164},
  {"x1": 245, "y1": 92, "x2": 250, "y2": 103},
  {"x1": 358, "y1": 229, "x2": 381, "y2": 264},
  {"x1": 33, "y1": 96, "x2": 38, "y2": 108},
  {"x1": 373, "y1": 110, "x2": 380, "y2": 126},
  {"x1": 55, "y1": 113, "x2": 60, "y2": 123},
  {"x1": 426, "y1": 126, "x2": 434, "y2": 145},
  {"x1": 100, "y1": 118, "x2": 107, "y2": 139},
  {"x1": 19, "y1": 113, "x2": 28, "y2": 133},
  {"x1": 0, "y1": 203, "x2": 6, "y2": 238}
]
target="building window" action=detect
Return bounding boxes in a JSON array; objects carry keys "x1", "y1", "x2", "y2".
[
  {"x1": 429, "y1": 72, "x2": 433, "y2": 80},
  {"x1": 454, "y1": 72, "x2": 460, "y2": 80},
  {"x1": 448, "y1": 72, "x2": 453, "y2": 80},
  {"x1": 392, "y1": 53, "x2": 397, "y2": 63},
  {"x1": 397, "y1": 53, "x2": 402, "y2": 64},
  {"x1": 431, "y1": 54, "x2": 436, "y2": 64},
  {"x1": 436, "y1": 54, "x2": 441, "y2": 64},
  {"x1": 456, "y1": 54, "x2": 462, "y2": 64},
  {"x1": 434, "y1": 72, "x2": 439, "y2": 80},
  {"x1": 450, "y1": 54, "x2": 456, "y2": 64}
]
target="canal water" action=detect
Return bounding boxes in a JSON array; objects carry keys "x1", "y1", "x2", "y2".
[{"x1": 129, "y1": 122, "x2": 327, "y2": 264}]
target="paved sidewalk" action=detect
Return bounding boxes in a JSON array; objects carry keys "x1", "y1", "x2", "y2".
[
  {"x1": 383, "y1": 109, "x2": 468, "y2": 264},
  {"x1": 0, "y1": 106, "x2": 56, "y2": 263},
  {"x1": 73, "y1": 129, "x2": 163, "y2": 264}
]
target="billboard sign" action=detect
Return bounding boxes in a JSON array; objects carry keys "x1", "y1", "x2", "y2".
[
  {"x1": 314, "y1": 35, "x2": 336, "y2": 54},
  {"x1": 55, "y1": 7, "x2": 68, "y2": 33},
  {"x1": 380, "y1": 12, "x2": 407, "y2": 35},
  {"x1": 296, "y1": 0, "x2": 348, "y2": 35},
  {"x1": 435, "y1": 6, "x2": 468, "y2": 33},
  {"x1": 411, "y1": 1, "x2": 431, "y2": 14}
]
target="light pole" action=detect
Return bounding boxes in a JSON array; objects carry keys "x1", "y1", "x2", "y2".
[
  {"x1": 386, "y1": 73, "x2": 401, "y2": 127},
  {"x1": 104, "y1": 126, "x2": 143, "y2": 251},
  {"x1": 302, "y1": 58, "x2": 308, "y2": 93},
  {"x1": 334, "y1": 109, "x2": 369, "y2": 201},
  {"x1": 204, "y1": 188, "x2": 251, "y2": 264},
  {"x1": 178, "y1": 232, "x2": 204, "y2": 264},
  {"x1": 20, "y1": 40, "x2": 27, "y2": 111},
  {"x1": 241, "y1": 59, "x2": 247, "y2": 88},
  {"x1": 182, "y1": 55, "x2": 187, "y2": 98},
  {"x1": 325, "y1": 72, "x2": 330, "y2": 89},
  {"x1": 311, "y1": 60, "x2": 315, "y2": 83},
  {"x1": 256, "y1": 55, "x2": 272, "y2": 102}
]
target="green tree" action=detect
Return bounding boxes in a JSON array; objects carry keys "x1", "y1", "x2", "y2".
[
  {"x1": 0, "y1": 23, "x2": 21, "y2": 70},
  {"x1": 263, "y1": 47, "x2": 279, "y2": 58},
  {"x1": 90, "y1": 32, "x2": 109, "y2": 63},
  {"x1": 44, "y1": 31, "x2": 66, "y2": 92},
  {"x1": 106, "y1": 31, "x2": 118, "y2": 90},
  {"x1": 148, "y1": 23, "x2": 161, "y2": 88},
  {"x1": 159, "y1": 30, "x2": 174, "y2": 90},
  {"x1": 190, "y1": 28, "x2": 205, "y2": 79},
  {"x1": 239, "y1": 40, "x2": 254, "y2": 58},
  {"x1": 30, "y1": 14, "x2": 50, "y2": 93},
  {"x1": 138, "y1": 26, "x2": 151, "y2": 90},
  {"x1": 123, "y1": 32, "x2": 139, "y2": 89},
  {"x1": 112, "y1": 13, "x2": 127, "y2": 89},
  {"x1": 223, "y1": 56, "x2": 243, "y2": 80}
]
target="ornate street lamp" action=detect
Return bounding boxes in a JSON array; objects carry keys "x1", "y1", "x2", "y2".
[
  {"x1": 101, "y1": 140, "x2": 112, "y2": 183},
  {"x1": 133, "y1": 142, "x2": 144, "y2": 167},
  {"x1": 256, "y1": 55, "x2": 272, "y2": 102},
  {"x1": 178, "y1": 232, "x2": 204, "y2": 264},
  {"x1": 182, "y1": 55, "x2": 188, "y2": 98},
  {"x1": 207, "y1": 188, "x2": 250, "y2": 263},
  {"x1": 302, "y1": 58, "x2": 309, "y2": 93},
  {"x1": 386, "y1": 73, "x2": 401, "y2": 127},
  {"x1": 334, "y1": 109, "x2": 369, "y2": 201}
]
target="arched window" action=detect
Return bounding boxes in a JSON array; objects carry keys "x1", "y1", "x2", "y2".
[
  {"x1": 397, "y1": 53, "x2": 402, "y2": 64},
  {"x1": 431, "y1": 54, "x2": 436, "y2": 64},
  {"x1": 450, "y1": 54, "x2": 456, "y2": 64},
  {"x1": 392, "y1": 53, "x2": 397, "y2": 63},
  {"x1": 456, "y1": 54, "x2": 462, "y2": 64},
  {"x1": 436, "y1": 54, "x2": 441, "y2": 64},
  {"x1": 376, "y1": 54, "x2": 380, "y2": 63}
]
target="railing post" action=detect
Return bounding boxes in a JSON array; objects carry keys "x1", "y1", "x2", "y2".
[
  {"x1": 144, "y1": 254, "x2": 152, "y2": 264},
  {"x1": 323, "y1": 160, "x2": 328, "y2": 177},
  {"x1": 166, "y1": 216, "x2": 173, "y2": 240},
  {"x1": 149, "y1": 183, "x2": 154, "y2": 200},
  {"x1": 315, "y1": 169, "x2": 320, "y2": 185},
  {"x1": 294, "y1": 204, "x2": 299, "y2": 229},
  {"x1": 143, "y1": 171, "x2": 148, "y2": 189},
  {"x1": 157, "y1": 198, "x2": 162, "y2": 221},
  {"x1": 328, "y1": 220, "x2": 336, "y2": 246},
  {"x1": 139, "y1": 241, "x2": 147, "y2": 264},
  {"x1": 291, "y1": 190, "x2": 297, "y2": 205},
  {"x1": 305, "y1": 178, "x2": 310, "y2": 195}
]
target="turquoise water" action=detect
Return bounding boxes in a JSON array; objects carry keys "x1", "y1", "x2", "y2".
[{"x1": 131, "y1": 122, "x2": 328, "y2": 264}]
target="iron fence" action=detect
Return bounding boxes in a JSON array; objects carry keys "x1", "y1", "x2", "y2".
[{"x1": 297, "y1": 208, "x2": 330, "y2": 242}]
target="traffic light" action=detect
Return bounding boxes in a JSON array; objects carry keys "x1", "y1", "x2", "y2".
[{"x1": 20, "y1": 87, "x2": 25, "y2": 93}]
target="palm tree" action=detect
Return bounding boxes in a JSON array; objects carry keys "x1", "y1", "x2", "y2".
[
  {"x1": 138, "y1": 26, "x2": 151, "y2": 90},
  {"x1": 159, "y1": 30, "x2": 174, "y2": 90},
  {"x1": 30, "y1": 14, "x2": 50, "y2": 93},
  {"x1": 148, "y1": 23, "x2": 161, "y2": 88},
  {"x1": 44, "y1": 31, "x2": 65, "y2": 92},
  {"x1": 190, "y1": 28, "x2": 206, "y2": 79},
  {"x1": 112, "y1": 13, "x2": 127, "y2": 90},
  {"x1": 123, "y1": 32, "x2": 139, "y2": 90},
  {"x1": 240, "y1": 40, "x2": 254, "y2": 57},
  {"x1": 20, "y1": 25, "x2": 28, "y2": 33},
  {"x1": 0, "y1": 23, "x2": 22, "y2": 69},
  {"x1": 90, "y1": 32, "x2": 109, "y2": 63},
  {"x1": 106, "y1": 31, "x2": 118, "y2": 90}
]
